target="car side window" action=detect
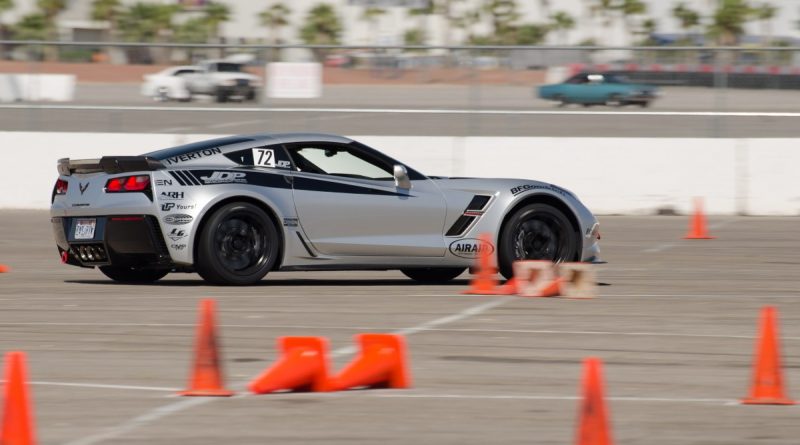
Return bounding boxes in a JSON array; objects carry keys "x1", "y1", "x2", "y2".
[
  {"x1": 174, "y1": 69, "x2": 197, "y2": 76},
  {"x1": 286, "y1": 143, "x2": 394, "y2": 181}
]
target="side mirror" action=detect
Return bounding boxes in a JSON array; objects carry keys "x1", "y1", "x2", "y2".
[{"x1": 393, "y1": 164, "x2": 411, "y2": 189}]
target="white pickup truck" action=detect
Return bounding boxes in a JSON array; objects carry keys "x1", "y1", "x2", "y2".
[{"x1": 181, "y1": 60, "x2": 261, "y2": 103}]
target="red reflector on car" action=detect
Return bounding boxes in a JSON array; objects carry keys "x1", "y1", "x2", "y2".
[{"x1": 110, "y1": 216, "x2": 145, "y2": 222}]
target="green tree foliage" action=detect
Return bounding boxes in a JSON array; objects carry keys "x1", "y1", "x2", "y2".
[
  {"x1": 12, "y1": 13, "x2": 48, "y2": 40},
  {"x1": 91, "y1": 0, "x2": 121, "y2": 22},
  {"x1": 549, "y1": 10, "x2": 575, "y2": 44},
  {"x1": 403, "y1": 27, "x2": 426, "y2": 45},
  {"x1": 203, "y1": 1, "x2": 230, "y2": 41},
  {"x1": 117, "y1": 2, "x2": 179, "y2": 42},
  {"x1": 672, "y1": 2, "x2": 700, "y2": 33},
  {"x1": 468, "y1": 0, "x2": 550, "y2": 45},
  {"x1": 259, "y1": 3, "x2": 292, "y2": 44},
  {"x1": 299, "y1": 3, "x2": 342, "y2": 60},
  {"x1": 709, "y1": 0, "x2": 754, "y2": 45},
  {"x1": 753, "y1": 2, "x2": 777, "y2": 44}
]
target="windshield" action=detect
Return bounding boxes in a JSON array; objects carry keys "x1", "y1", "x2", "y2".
[{"x1": 215, "y1": 63, "x2": 244, "y2": 73}]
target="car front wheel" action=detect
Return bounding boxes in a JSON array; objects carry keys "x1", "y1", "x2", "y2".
[
  {"x1": 498, "y1": 203, "x2": 579, "y2": 279},
  {"x1": 195, "y1": 202, "x2": 279, "y2": 285},
  {"x1": 401, "y1": 267, "x2": 466, "y2": 284}
]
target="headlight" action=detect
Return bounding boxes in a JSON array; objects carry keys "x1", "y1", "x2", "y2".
[{"x1": 220, "y1": 79, "x2": 236, "y2": 86}]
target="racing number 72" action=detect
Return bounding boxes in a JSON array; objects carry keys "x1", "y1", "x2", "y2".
[{"x1": 252, "y1": 148, "x2": 276, "y2": 167}]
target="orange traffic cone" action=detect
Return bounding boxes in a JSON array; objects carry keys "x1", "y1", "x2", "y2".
[
  {"x1": 179, "y1": 299, "x2": 234, "y2": 397},
  {"x1": 462, "y1": 233, "x2": 501, "y2": 295},
  {"x1": 0, "y1": 264, "x2": 9, "y2": 273},
  {"x1": 575, "y1": 357, "x2": 613, "y2": 445},
  {"x1": 513, "y1": 260, "x2": 561, "y2": 297},
  {"x1": 742, "y1": 306, "x2": 795, "y2": 405},
  {"x1": 1, "y1": 351, "x2": 36, "y2": 445},
  {"x1": 248, "y1": 337, "x2": 331, "y2": 394},
  {"x1": 328, "y1": 334, "x2": 411, "y2": 391},
  {"x1": 683, "y1": 198, "x2": 715, "y2": 239}
]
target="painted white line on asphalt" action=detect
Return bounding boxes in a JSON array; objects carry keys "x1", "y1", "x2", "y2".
[
  {"x1": 369, "y1": 393, "x2": 737, "y2": 404},
  {"x1": 3, "y1": 103, "x2": 800, "y2": 117},
  {"x1": 642, "y1": 219, "x2": 736, "y2": 253},
  {"x1": 25, "y1": 381, "x2": 178, "y2": 392},
  {"x1": 63, "y1": 297, "x2": 512, "y2": 445}
]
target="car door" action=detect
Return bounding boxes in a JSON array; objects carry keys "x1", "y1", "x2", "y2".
[{"x1": 285, "y1": 141, "x2": 448, "y2": 257}]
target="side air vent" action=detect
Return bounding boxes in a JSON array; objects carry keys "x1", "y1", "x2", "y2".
[
  {"x1": 445, "y1": 215, "x2": 476, "y2": 237},
  {"x1": 466, "y1": 195, "x2": 491, "y2": 212}
]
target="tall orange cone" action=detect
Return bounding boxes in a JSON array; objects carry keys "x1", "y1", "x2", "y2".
[
  {"x1": 742, "y1": 306, "x2": 795, "y2": 405},
  {"x1": 462, "y1": 233, "x2": 501, "y2": 295},
  {"x1": 575, "y1": 357, "x2": 613, "y2": 445},
  {"x1": 683, "y1": 198, "x2": 715, "y2": 239},
  {"x1": 248, "y1": 337, "x2": 330, "y2": 394},
  {"x1": 328, "y1": 334, "x2": 411, "y2": 391},
  {"x1": 0, "y1": 264, "x2": 9, "y2": 273},
  {"x1": 179, "y1": 299, "x2": 234, "y2": 397},
  {"x1": 1, "y1": 351, "x2": 36, "y2": 445}
]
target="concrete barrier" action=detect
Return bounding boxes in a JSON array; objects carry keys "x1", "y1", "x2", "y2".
[
  {"x1": 0, "y1": 131, "x2": 797, "y2": 215},
  {"x1": 0, "y1": 74, "x2": 76, "y2": 102}
]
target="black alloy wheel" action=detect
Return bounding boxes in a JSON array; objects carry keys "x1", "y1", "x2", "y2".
[
  {"x1": 498, "y1": 203, "x2": 578, "y2": 278},
  {"x1": 196, "y1": 202, "x2": 279, "y2": 285}
]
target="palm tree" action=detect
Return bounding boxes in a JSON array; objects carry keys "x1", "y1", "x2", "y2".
[
  {"x1": 118, "y1": 2, "x2": 179, "y2": 63},
  {"x1": 0, "y1": 0, "x2": 13, "y2": 58},
  {"x1": 299, "y1": 3, "x2": 342, "y2": 61},
  {"x1": 709, "y1": 0, "x2": 753, "y2": 45},
  {"x1": 672, "y1": 2, "x2": 700, "y2": 38},
  {"x1": 259, "y1": 3, "x2": 291, "y2": 45},
  {"x1": 360, "y1": 7, "x2": 386, "y2": 44},
  {"x1": 753, "y1": 2, "x2": 777, "y2": 45},
  {"x1": 203, "y1": 1, "x2": 231, "y2": 43},
  {"x1": 549, "y1": 10, "x2": 575, "y2": 45},
  {"x1": 617, "y1": 0, "x2": 646, "y2": 45},
  {"x1": 36, "y1": 0, "x2": 65, "y2": 60}
]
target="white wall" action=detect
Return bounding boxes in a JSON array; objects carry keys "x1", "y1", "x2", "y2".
[{"x1": 1, "y1": 131, "x2": 798, "y2": 215}]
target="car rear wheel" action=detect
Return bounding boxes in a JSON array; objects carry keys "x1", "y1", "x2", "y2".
[
  {"x1": 195, "y1": 202, "x2": 279, "y2": 285},
  {"x1": 401, "y1": 267, "x2": 466, "y2": 284},
  {"x1": 100, "y1": 266, "x2": 169, "y2": 283},
  {"x1": 606, "y1": 94, "x2": 624, "y2": 107},
  {"x1": 498, "y1": 203, "x2": 579, "y2": 279}
]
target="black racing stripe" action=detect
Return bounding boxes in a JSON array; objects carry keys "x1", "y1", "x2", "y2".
[
  {"x1": 184, "y1": 171, "x2": 203, "y2": 186},
  {"x1": 293, "y1": 176, "x2": 410, "y2": 197},
  {"x1": 174, "y1": 171, "x2": 196, "y2": 186},
  {"x1": 168, "y1": 171, "x2": 186, "y2": 186}
]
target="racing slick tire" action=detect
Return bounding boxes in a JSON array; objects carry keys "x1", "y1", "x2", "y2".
[
  {"x1": 99, "y1": 266, "x2": 169, "y2": 283},
  {"x1": 401, "y1": 267, "x2": 466, "y2": 284},
  {"x1": 215, "y1": 89, "x2": 228, "y2": 103},
  {"x1": 498, "y1": 203, "x2": 579, "y2": 279},
  {"x1": 195, "y1": 202, "x2": 279, "y2": 285}
]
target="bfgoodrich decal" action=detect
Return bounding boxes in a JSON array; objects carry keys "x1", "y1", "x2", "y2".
[{"x1": 449, "y1": 238, "x2": 495, "y2": 259}]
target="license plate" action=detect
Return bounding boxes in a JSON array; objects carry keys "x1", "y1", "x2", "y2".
[{"x1": 74, "y1": 219, "x2": 96, "y2": 240}]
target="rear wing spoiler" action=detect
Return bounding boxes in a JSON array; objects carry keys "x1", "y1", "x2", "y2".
[{"x1": 57, "y1": 156, "x2": 165, "y2": 176}]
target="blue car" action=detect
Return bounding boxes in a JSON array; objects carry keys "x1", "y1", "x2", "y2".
[{"x1": 538, "y1": 72, "x2": 659, "y2": 107}]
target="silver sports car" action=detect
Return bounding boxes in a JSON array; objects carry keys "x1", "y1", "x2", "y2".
[{"x1": 51, "y1": 133, "x2": 601, "y2": 285}]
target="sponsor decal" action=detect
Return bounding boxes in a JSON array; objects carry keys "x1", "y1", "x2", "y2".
[
  {"x1": 170, "y1": 244, "x2": 187, "y2": 251},
  {"x1": 510, "y1": 183, "x2": 570, "y2": 197},
  {"x1": 164, "y1": 214, "x2": 193, "y2": 225},
  {"x1": 79, "y1": 182, "x2": 90, "y2": 195},
  {"x1": 162, "y1": 202, "x2": 195, "y2": 212},
  {"x1": 164, "y1": 147, "x2": 222, "y2": 165},
  {"x1": 283, "y1": 217, "x2": 299, "y2": 227},
  {"x1": 200, "y1": 171, "x2": 247, "y2": 184},
  {"x1": 276, "y1": 160, "x2": 292, "y2": 169},
  {"x1": 155, "y1": 179, "x2": 173, "y2": 186},
  {"x1": 167, "y1": 228, "x2": 187, "y2": 242},
  {"x1": 448, "y1": 238, "x2": 495, "y2": 259},
  {"x1": 160, "y1": 191, "x2": 185, "y2": 200}
]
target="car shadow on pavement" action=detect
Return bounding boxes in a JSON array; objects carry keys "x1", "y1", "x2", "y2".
[{"x1": 64, "y1": 278, "x2": 472, "y2": 287}]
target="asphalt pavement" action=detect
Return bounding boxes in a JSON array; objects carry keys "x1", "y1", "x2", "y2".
[{"x1": 1, "y1": 211, "x2": 799, "y2": 444}]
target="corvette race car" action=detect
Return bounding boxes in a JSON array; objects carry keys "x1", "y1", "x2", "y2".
[{"x1": 51, "y1": 133, "x2": 601, "y2": 285}]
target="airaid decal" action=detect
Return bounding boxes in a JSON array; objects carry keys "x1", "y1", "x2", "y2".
[
  {"x1": 164, "y1": 147, "x2": 222, "y2": 165},
  {"x1": 448, "y1": 238, "x2": 495, "y2": 259},
  {"x1": 200, "y1": 171, "x2": 247, "y2": 184},
  {"x1": 164, "y1": 214, "x2": 193, "y2": 225}
]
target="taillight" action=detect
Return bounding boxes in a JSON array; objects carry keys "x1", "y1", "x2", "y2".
[
  {"x1": 55, "y1": 179, "x2": 68, "y2": 195},
  {"x1": 105, "y1": 175, "x2": 150, "y2": 193}
]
